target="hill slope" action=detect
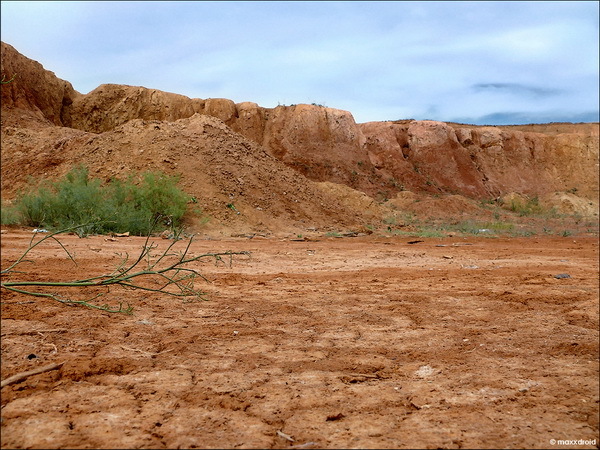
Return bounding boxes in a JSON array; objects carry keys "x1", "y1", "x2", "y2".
[{"x1": 1, "y1": 41, "x2": 598, "y2": 235}]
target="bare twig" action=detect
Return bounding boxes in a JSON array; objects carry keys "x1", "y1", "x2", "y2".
[
  {"x1": 276, "y1": 430, "x2": 295, "y2": 442},
  {"x1": 1, "y1": 362, "x2": 64, "y2": 388},
  {"x1": 1, "y1": 329, "x2": 67, "y2": 337}
]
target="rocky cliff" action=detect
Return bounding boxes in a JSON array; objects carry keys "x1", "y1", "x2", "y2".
[{"x1": 1, "y1": 41, "x2": 598, "y2": 233}]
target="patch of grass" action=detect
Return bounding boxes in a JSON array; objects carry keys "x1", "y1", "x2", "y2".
[
  {"x1": 414, "y1": 228, "x2": 446, "y2": 238},
  {"x1": 504, "y1": 195, "x2": 557, "y2": 217},
  {"x1": 439, "y1": 220, "x2": 513, "y2": 235},
  {"x1": 483, "y1": 221, "x2": 515, "y2": 232},
  {"x1": 406, "y1": 220, "x2": 517, "y2": 238},
  {"x1": 8, "y1": 165, "x2": 195, "y2": 236}
]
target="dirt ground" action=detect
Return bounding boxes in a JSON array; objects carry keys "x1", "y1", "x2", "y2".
[{"x1": 0, "y1": 230, "x2": 598, "y2": 449}]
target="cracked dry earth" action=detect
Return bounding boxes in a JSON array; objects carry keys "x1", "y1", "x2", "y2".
[{"x1": 0, "y1": 230, "x2": 598, "y2": 449}]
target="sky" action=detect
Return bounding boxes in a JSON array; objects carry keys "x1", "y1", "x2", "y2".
[{"x1": 1, "y1": 1, "x2": 599, "y2": 125}]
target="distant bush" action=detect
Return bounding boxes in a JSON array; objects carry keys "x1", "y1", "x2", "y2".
[
  {"x1": 503, "y1": 195, "x2": 547, "y2": 216},
  {"x1": 2, "y1": 166, "x2": 193, "y2": 235}
]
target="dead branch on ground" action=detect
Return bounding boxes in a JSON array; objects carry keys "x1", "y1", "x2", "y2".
[
  {"x1": 1, "y1": 362, "x2": 64, "y2": 388},
  {"x1": 1, "y1": 223, "x2": 249, "y2": 313}
]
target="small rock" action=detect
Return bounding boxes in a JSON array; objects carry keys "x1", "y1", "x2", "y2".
[
  {"x1": 326, "y1": 412, "x2": 345, "y2": 421},
  {"x1": 414, "y1": 365, "x2": 435, "y2": 378},
  {"x1": 554, "y1": 273, "x2": 571, "y2": 279}
]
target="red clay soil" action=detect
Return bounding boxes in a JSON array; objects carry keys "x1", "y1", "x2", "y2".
[{"x1": 1, "y1": 230, "x2": 598, "y2": 449}]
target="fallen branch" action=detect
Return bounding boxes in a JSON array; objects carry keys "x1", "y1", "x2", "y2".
[
  {"x1": 0, "y1": 328, "x2": 68, "y2": 337},
  {"x1": 1, "y1": 362, "x2": 64, "y2": 388},
  {"x1": 1, "y1": 220, "x2": 250, "y2": 313}
]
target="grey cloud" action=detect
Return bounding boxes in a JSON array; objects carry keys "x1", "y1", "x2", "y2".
[
  {"x1": 472, "y1": 83, "x2": 564, "y2": 98},
  {"x1": 451, "y1": 111, "x2": 599, "y2": 126}
]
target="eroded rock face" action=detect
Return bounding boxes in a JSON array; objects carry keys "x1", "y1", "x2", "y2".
[
  {"x1": 405, "y1": 120, "x2": 487, "y2": 197},
  {"x1": 65, "y1": 84, "x2": 205, "y2": 133},
  {"x1": 455, "y1": 125, "x2": 599, "y2": 200},
  {"x1": 231, "y1": 102, "x2": 265, "y2": 145},
  {"x1": 360, "y1": 120, "x2": 438, "y2": 196},
  {"x1": 0, "y1": 42, "x2": 79, "y2": 127},
  {"x1": 1, "y1": 40, "x2": 598, "y2": 213},
  {"x1": 260, "y1": 104, "x2": 376, "y2": 188},
  {"x1": 360, "y1": 119, "x2": 599, "y2": 201}
]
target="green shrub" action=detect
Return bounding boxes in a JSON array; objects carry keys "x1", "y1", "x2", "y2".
[
  {"x1": 507, "y1": 196, "x2": 546, "y2": 216},
  {"x1": 11, "y1": 166, "x2": 193, "y2": 236}
]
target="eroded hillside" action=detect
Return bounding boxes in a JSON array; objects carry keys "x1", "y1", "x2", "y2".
[{"x1": 1, "y1": 41, "x2": 598, "y2": 235}]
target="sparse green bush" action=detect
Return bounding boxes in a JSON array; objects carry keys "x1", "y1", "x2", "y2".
[
  {"x1": 506, "y1": 196, "x2": 546, "y2": 216},
  {"x1": 415, "y1": 219, "x2": 516, "y2": 237},
  {"x1": 9, "y1": 166, "x2": 194, "y2": 235}
]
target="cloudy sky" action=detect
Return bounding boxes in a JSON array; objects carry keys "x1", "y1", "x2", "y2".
[{"x1": 1, "y1": 1, "x2": 598, "y2": 125}]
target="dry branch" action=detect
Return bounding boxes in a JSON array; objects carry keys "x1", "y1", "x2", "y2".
[
  {"x1": 1, "y1": 222, "x2": 250, "y2": 313},
  {"x1": 1, "y1": 362, "x2": 64, "y2": 388}
]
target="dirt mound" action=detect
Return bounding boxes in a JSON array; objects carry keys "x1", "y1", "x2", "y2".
[
  {"x1": 1, "y1": 112, "x2": 384, "y2": 236},
  {"x1": 540, "y1": 192, "x2": 599, "y2": 218}
]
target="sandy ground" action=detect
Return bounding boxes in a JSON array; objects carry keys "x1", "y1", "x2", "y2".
[{"x1": 1, "y1": 230, "x2": 598, "y2": 449}]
